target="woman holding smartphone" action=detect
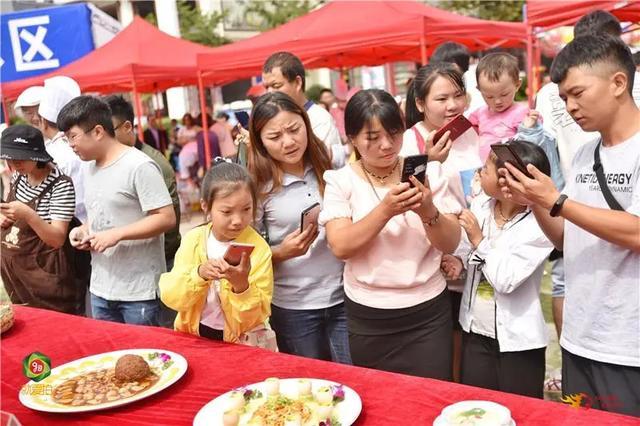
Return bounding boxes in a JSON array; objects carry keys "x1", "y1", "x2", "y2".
[
  {"x1": 247, "y1": 92, "x2": 351, "y2": 363},
  {"x1": 320, "y1": 89, "x2": 462, "y2": 378},
  {"x1": 404, "y1": 62, "x2": 483, "y2": 381}
]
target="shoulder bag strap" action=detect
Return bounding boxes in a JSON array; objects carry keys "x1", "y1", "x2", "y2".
[{"x1": 593, "y1": 140, "x2": 624, "y2": 211}]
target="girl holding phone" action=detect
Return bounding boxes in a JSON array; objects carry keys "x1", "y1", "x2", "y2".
[
  {"x1": 320, "y1": 89, "x2": 462, "y2": 378},
  {"x1": 159, "y1": 160, "x2": 274, "y2": 345},
  {"x1": 247, "y1": 92, "x2": 351, "y2": 363}
]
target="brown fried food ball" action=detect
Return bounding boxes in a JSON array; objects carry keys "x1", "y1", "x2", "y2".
[{"x1": 114, "y1": 354, "x2": 151, "y2": 382}]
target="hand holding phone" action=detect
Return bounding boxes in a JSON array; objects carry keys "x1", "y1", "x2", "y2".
[
  {"x1": 300, "y1": 203, "x2": 321, "y2": 233},
  {"x1": 491, "y1": 143, "x2": 533, "y2": 179},
  {"x1": 401, "y1": 155, "x2": 428, "y2": 187},
  {"x1": 224, "y1": 243, "x2": 255, "y2": 266},
  {"x1": 277, "y1": 223, "x2": 318, "y2": 261},
  {"x1": 433, "y1": 114, "x2": 473, "y2": 143}
]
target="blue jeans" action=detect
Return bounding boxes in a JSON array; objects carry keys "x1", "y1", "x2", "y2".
[
  {"x1": 91, "y1": 293, "x2": 160, "y2": 326},
  {"x1": 551, "y1": 257, "x2": 565, "y2": 298},
  {"x1": 270, "y1": 303, "x2": 352, "y2": 364}
]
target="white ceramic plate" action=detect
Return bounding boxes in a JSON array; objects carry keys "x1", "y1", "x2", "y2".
[
  {"x1": 193, "y1": 378, "x2": 362, "y2": 426},
  {"x1": 433, "y1": 415, "x2": 516, "y2": 426},
  {"x1": 19, "y1": 348, "x2": 187, "y2": 413}
]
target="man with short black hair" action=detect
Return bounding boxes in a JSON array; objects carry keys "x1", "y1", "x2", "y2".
[
  {"x1": 143, "y1": 114, "x2": 169, "y2": 153},
  {"x1": 262, "y1": 51, "x2": 345, "y2": 168},
  {"x1": 534, "y1": 10, "x2": 640, "y2": 339},
  {"x1": 104, "y1": 95, "x2": 181, "y2": 270},
  {"x1": 503, "y1": 34, "x2": 640, "y2": 416},
  {"x1": 59, "y1": 95, "x2": 176, "y2": 326},
  {"x1": 319, "y1": 88, "x2": 336, "y2": 111},
  {"x1": 633, "y1": 51, "x2": 640, "y2": 72}
]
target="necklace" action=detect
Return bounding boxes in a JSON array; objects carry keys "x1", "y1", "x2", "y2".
[
  {"x1": 361, "y1": 160, "x2": 399, "y2": 184},
  {"x1": 496, "y1": 202, "x2": 524, "y2": 223}
]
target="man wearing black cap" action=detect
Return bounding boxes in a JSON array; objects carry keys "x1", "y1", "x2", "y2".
[{"x1": 0, "y1": 125, "x2": 85, "y2": 314}]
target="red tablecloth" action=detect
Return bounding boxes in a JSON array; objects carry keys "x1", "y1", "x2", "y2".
[{"x1": 1, "y1": 307, "x2": 637, "y2": 425}]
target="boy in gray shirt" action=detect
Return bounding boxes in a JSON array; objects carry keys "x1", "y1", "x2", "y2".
[{"x1": 59, "y1": 96, "x2": 175, "y2": 325}]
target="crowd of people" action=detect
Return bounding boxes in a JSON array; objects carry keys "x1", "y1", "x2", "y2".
[{"x1": 1, "y1": 9, "x2": 638, "y2": 418}]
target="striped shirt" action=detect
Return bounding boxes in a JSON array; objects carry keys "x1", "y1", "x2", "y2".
[{"x1": 11, "y1": 168, "x2": 76, "y2": 222}]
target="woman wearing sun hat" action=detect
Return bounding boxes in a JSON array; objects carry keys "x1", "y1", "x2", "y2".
[{"x1": 0, "y1": 124, "x2": 85, "y2": 314}]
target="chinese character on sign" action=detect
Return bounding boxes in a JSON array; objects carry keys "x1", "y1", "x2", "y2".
[{"x1": 8, "y1": 15, "x2": 60, "y2": 72}]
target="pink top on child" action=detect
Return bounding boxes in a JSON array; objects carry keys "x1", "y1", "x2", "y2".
[
  {"x1": 319, "y1": 165, "x2": 463, "y2": 309},
  {"x1": 468, "y1": 102, "x2": 529, "y2": 161}
]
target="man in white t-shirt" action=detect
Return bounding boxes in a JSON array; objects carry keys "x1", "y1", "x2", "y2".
[
  {"x1": 534, "y1": 10, "x2": 640, "y2": 340},
  {"x1": 502, "y1": 34, "x2": 639, "y2": 417},
  {"x1": 262, "y1": 52, "x2": 346, "y2": 169}
]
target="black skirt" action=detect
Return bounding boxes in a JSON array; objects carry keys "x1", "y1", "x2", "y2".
[{"x1": 345, "y1": 289, "x2": 452, "y2": 380}]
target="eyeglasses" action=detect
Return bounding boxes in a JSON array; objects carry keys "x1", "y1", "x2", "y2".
[
  {"x1": 113, "y1": 121, "x2": 128, "y2": 131},
  {"x1": 66, "y1": 126, "x2": 97, "y2": 142}
]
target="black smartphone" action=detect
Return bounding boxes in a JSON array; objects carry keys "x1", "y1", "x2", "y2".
[
  {"x1": 401, "y1": 155, "x2": 428, "y2": 187},
  {"x1": 235, "y1": 111, "x2": 250, "y2": 129},
  {"x1": 300, "y1": 203, "x2": 321, "y2": 233},
  {"x1": 490, "y1": 143, "x2": 532, "y2": 178}
]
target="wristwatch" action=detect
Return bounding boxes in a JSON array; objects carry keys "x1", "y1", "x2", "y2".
[
  {"x1": 422, "y1": 209, "x2": 440, "y2": 226},
  {"x1": 550, "y1": 194, "x2": 568, "y2": 217}
]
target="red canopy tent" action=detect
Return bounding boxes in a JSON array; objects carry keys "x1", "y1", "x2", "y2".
[
  {"x1": 194, "y1": 0, "x2": 526, "y2": 167},
  {"x1": 1, "y1": 16, "x2": 220, "y2": 138},
  {"x1": 525, "y1": 0, "x2": 640, "y2": 104},
  {"x1": 196, "y1": 0, "x2": 527, "y2": 85},
  {"x1": 526, "y1": 0, "x2": 640, "y2": 31}
]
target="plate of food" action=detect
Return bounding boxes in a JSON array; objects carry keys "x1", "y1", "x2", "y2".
[
  {"x1": 193, "y1": 377, "x2": 362, "y2": 426},
  {"x1": 19, "y1": 348, "x2": 187, "y2": 413},
  {"x1": 433, "y1": 401, "x2": 515, "y2": 426}
]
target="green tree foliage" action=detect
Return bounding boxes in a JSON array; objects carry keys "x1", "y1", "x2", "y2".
[
  {"x1": 305, "y1": 84, "x2": 326, "y2": 103},
  {"x1": 246, "y1": 0, "x2": 324, "y2": 30},
  {"x1": 437, "y1": 0, "x2": 525, "y2": 22},
  {"x1": 145, "y1": 1, "x2": 229, "y2": 46}
]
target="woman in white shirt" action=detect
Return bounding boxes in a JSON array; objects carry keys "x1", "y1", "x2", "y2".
[
  {"x1": 443, "y1": 140, "x2": 554, "y2": 398},
  {"x1": 403, "y1": 62, "x2": 482, "y2": 193},
  {"x1": 404, "y1": 61, "x2": 483, "y2": 382},
  {"x1": 320, "y1": 89, "x2": 462, "y2": 379}
]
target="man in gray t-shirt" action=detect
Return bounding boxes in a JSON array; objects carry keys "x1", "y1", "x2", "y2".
[{"x1": 59, "y1": 96, "x2": 175, "y2": 326}]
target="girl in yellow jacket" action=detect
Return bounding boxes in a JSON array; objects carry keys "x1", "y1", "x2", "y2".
[{"x1": 160, "y1": 159, "x2": 273, "y2": 343}]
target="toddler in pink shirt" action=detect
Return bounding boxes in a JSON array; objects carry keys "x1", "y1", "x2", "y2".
[{"x1": 469, "y1": 52, "x2": 530, "y2": 161}]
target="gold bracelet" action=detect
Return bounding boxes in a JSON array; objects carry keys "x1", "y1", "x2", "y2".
[{"x1": 422, "y1": 209, "x2": 440, "y2": 227}]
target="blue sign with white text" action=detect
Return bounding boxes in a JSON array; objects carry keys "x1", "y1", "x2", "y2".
[{"x1": 1, "y1": 3, "x2": 95, "y2": 82}]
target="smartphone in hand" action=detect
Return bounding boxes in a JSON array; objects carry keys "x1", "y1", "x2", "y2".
[
  {"x1": 401, "y1": 155, "x2": 428, "y2": 187},
  {"x1": 433, "y1": 114, "x2": 473, "y2": 143},
  {"x1": 300, "y1": 203, "x2": 321, "y2": 233},
  {"x1": 491, "y1": 143, "x2": 533, "y2": 179},
  {"x1": 224, "y1": 243, "x2": 254, "y2": 266}
]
